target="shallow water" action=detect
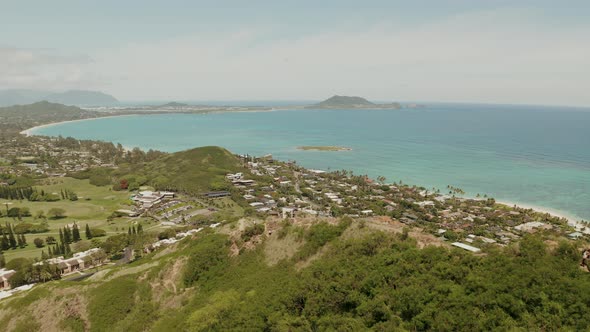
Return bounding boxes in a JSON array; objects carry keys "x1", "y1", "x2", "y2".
[{"x1": 32, "y1": 104, "x2": 590, "y2": 220}]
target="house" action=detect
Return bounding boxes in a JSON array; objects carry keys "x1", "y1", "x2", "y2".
[
  {"x1": 203, "y1": 191, "x2": 231, "y2": 198},
  {"x1": 568, "y1": 232, "x2": 584, "y2": 240},
  {"x1": 0, "y1": 269, "x2": 16, "y2": 290},
  {"x1": 514, "y1": 221, "x2": 552, "y2": 232},
  {"x1": 416, "y1": 201, "x2": 435, "y2": 207},
  {"x1": 226, "y1": 173, "x2": 243, "y2": 180},
  {"x1": 160, "y1": 191, "x2": 175, "y2": 198},
  {"x1": 451, "y1": 242, "x2": 481, "y2": 253},
  {"x1": 233, "y1": 179, "x2": 255, "y2": 186},
  {"x1": 35, "y1": 248, "x2": 104, "y2": 275}
]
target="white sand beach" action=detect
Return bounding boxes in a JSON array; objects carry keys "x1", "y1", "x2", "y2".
[
  {"x1": 20, "y1": 114, "x2": 140, "y2": 136},
  {"x1": 497, "y1": 200, "x2": 589, "y2": 233}
]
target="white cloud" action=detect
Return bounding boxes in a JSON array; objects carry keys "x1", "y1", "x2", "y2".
[
  {"x1": 0, "y1": 48, "x2": 98, "y2": 91},
  {"x1": 3, "y1": 8, "x2": 590, "y2": 106}
]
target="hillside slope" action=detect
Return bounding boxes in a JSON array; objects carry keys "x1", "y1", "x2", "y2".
[
  {"x1": 115, "y1": 146, "x2": 244, "y2": 194},
  {"x1": 45, "y1": 90, "x2": 118, "y2": 106},
  {"x1": 0, "y1": 219, "x2": 588, "y2": 331},
  {"x1": 0, "y1": 90, "x2": 118, "y2": 107},
  {"x1": 0, "y1": 101, "x2": 97, "y2": 132}
]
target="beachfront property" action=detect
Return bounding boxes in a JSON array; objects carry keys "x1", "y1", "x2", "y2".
[{"x1": 514, "y1": 221, "x2": 552, "y2": 233}]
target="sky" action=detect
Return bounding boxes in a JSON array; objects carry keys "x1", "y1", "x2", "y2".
[{"x1": 1, "y1": 0, "x2": 589, "y2": 106}]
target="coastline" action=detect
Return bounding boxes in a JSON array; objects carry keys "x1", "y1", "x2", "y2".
[
  {"x1": 20, "y1": 107, "x2": 281, "y2": 137},
  {"x1": 496, "y1": 199, "x2": 589, "y2": 233},
  {"x1": 18, "y1": 112, "x2": 588, "y2": 229},
  {"x1": 20, "y1": 114, "x2": 141, "y2": 136}
]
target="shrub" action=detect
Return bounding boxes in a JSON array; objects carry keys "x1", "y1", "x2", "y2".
[
  {"x1": 45, "y1": 236, "x2": 56, "y2": 244},
  {"x1": 90, "y1": 174, "x2": 111, "y2": 187},
  {"x1": 241, "y1": 223, "x2": 265, "y2": 241},
  {"x1": 33, "y1": 238, "x2": 44, "y2": 248},
  {"x1": 14, "y1": 223, "x2": 49, "y2": 234},
  {"x1": 48, "y1": 208, "x2": 66, "y2": 219},
  {"x1": 158, "y1": 229, "x2": 176, "y2": 240},
  {"x1": 14, "y1": 223, "x2": 34, "y2": 234},
  {"x1": 100, "y1": 234, "x2": 127, "y2": 254},
  {"x1": 91, "y1": 228, "x2": 107, "y2": 237}
]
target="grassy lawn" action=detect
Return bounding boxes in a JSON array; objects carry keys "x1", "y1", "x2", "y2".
[
  {"x1": 212, "y1": 197, "x2": 244, "y2": 217},
  {"x1": 0, "y1": 177, "x2": 139, "y2": 261}
]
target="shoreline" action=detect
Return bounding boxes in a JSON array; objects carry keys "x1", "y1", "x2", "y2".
[
  {"x1": 20, "y1": 108, "x2": 281, "y2": 137},
  {"x1": 496, "y1": 199, "x2": 589, "y2": 233},
  {"x1": 19, "y1": 112, "x2": 588, "y2": 228},
  {"x1": 20, "y1": 114, "x2": 141, "y2": 136}
]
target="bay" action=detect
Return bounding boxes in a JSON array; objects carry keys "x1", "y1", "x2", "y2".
[{"x1": 31, "y1": 104, "x2": 590, "y2": 221}]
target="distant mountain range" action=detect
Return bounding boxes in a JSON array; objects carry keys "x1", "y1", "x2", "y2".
[
  {"x1": 0, "y1": 89, "x2": 118, "y2": 107},
  {"x1": 308, "y1": 95, "x2": 401, "y2": 109}
]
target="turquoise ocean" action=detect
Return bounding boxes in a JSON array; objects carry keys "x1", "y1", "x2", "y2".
[{"x1": 31, "y1": 104, "x2": 590, "y2": 221}]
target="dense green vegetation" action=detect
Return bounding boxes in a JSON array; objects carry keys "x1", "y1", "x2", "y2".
[
  {"x1": 1, "y1": 221, "x2": 589, "y2": 331},
  {"x1": 113, "y1": 146, "x2": 244, "y2": 194},
  {"x1": 295, "y1": 219, "x2": 351, "y2": 260},
  {"x1": 1, "y1": 102, "x2": 588, "y2": 330},
  {"x1": 151, "y1": 228, "x2": 590, "y2": 331},
  {"x1": 88, "y1": 275, "x2": 138, "y2": 331},
  {"x1": 0, "y1": 101, "x2": 98, "y2": 133},
  {"x1": 195, "y1": 234, "x2": 588, "y2": 330}
]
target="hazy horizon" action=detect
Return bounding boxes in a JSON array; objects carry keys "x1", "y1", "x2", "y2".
[{"x1": 2, "y1": 1, "x2": 590, "y2": 107}]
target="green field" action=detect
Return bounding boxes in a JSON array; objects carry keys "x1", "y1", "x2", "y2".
[{"x1": 1, "y1": 177, "x2": 141, "y2": 260}]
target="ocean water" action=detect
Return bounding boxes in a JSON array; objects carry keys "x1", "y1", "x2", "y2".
[{"x1": 32, "y1": 104, "x2": 590, "y2": 221}]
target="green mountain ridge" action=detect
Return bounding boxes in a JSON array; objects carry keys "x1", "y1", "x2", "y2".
[
  {"x1": 44, "y1": 90, "x2": 118, "y2": 106},
  {"x1": 0, "y1": 101, "x2": 97, "y2": 132},
  {"x1": 0, "y1": 89, "x2": 118, "y2": 107},
  {"x1": 1, "y1": 218, "x2": 588, "y2": 331}
]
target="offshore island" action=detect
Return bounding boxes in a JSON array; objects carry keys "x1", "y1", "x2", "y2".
[{"x1": 0, "y1": 97, "x2": 589, "y2": 330}]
